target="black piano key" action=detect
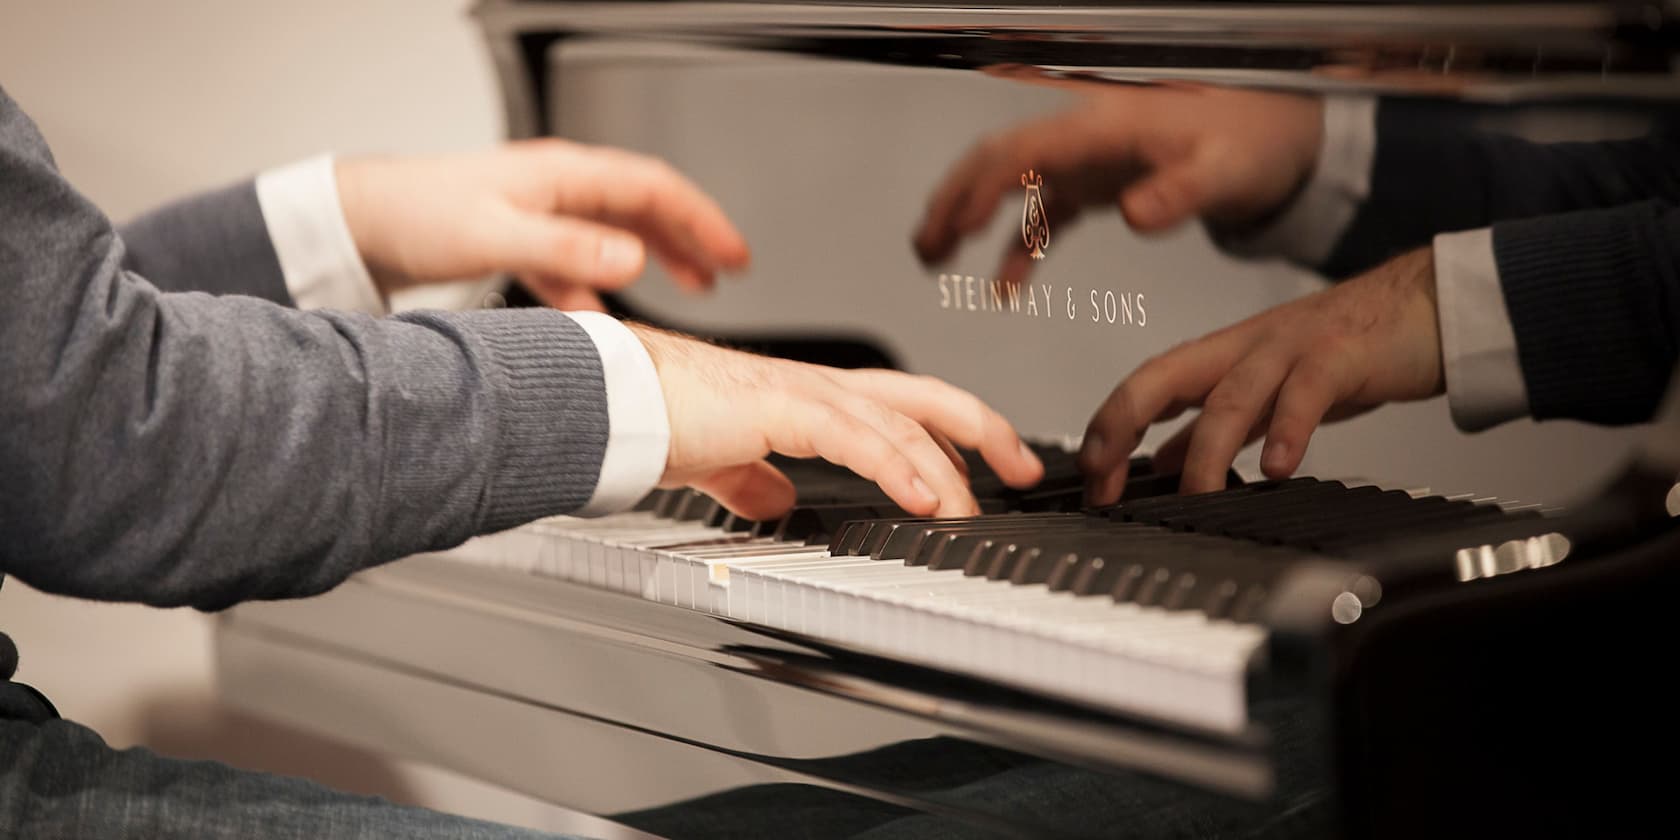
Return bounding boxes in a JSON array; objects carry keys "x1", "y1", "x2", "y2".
[
  {"x1": 1310, "y1": 502, "x2": 1512, "y2": 552},
  {"x1": 773, "y1": 503, "x2": 910, "y2": 543},
  {"x1": 632, "y1": 490, "x2": 668, "y2": 513},
  {"x1": 653, "y1": 489, "x2": 692, "y2": 519},
  {"x1": 1010, "y1": 548, "x2": 1073, "y2": 585},
  {"x1": 1196, "y1": 486, "x2": 1405, "y2": 537},
  {"x1": 1154, "y1": 481, "x2": 1362, "y2": 531},
  {"x1": 876, "y1": 514, "x2": 1076, "y2": 563},
  {"x1": 1227, "y1": 583, "x2": 1271, "y2": 623},
  {"x1": 1252, "y1": 494, "x2": 1457, "y2": 544},
  {"x1": 1042, "y1": 551, "x2": 1091, "y2": 590},
  {"x1": 1110, "y1": 477, "x2": 1318, "y2": 523},
  {"x1": 674, "y1": 494, "x2": 720, "y2": 523},
  {"x1": 704, "y1": 502, "x2": 735, "y2": 528}
]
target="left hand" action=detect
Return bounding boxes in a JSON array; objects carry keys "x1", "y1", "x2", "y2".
[
  {"x1": 335, "y1": 139, "x2": 751, "y2": 310},
  {"x1": 1078, "y1": 247, "x2": 1445, "y2": 504}
]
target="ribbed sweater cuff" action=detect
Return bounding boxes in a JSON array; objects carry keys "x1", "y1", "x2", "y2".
[
  {"x1": 463, "y1": 309, "x2": 610, "y2": 532},
  {"x1": 1493, "y1": 203, "x2": 1674, "y2": 425}
]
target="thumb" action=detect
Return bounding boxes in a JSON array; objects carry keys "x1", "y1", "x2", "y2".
[
  {"x1": 1117, "y1": 158, "x2": 1214, "y2": 234},
  {"x1": 488, "y1": 211, "x2": 648, "y2": 289},
  {"x1": 688, "y1": 461, "x2": 798, "y2": 522}
]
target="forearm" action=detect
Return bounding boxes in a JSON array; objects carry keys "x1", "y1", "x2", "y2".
[
  {"x1": 118, "y1": 179, "x2": 293, "y2": 304},
  {"x1": 118, "y1": 154, "x2": 388, "y2": 315},
  {"x1": 1, "y1": 88, "x2": 609, "y2": 609}
]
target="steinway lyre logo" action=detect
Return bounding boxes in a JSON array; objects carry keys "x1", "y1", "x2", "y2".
[{"x1": 1020, "y1": 169, "x2": 1049, "y2": 260}]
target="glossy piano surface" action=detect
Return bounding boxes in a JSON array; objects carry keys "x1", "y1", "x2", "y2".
[{"x1": 217, "y1": 3, "x2": 1680, "y2": 838}]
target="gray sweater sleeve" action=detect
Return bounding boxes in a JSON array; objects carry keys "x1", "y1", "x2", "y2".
[
  {"x1": 117, "y1": 179, "x2": 293, "y2": 305},
  {"x1": 0, "y1": 86, "x2": 608, "y2": 611}
]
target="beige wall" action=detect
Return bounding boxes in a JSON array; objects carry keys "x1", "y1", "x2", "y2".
[{"x1": 0, "y1": 2, "x2": 640, "y2": 835}]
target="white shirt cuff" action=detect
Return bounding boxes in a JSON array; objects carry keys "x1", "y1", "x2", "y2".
[
  {"x1": 1434, "y1": 227, "x2": 1531, "y2": 432},
  {"x1": 255, "y1": 154, "x2": 386, "y2": 315},
  {"x1": 1215, "y1": 94, "x2": 1376, "y2": 269},
  {"x1": 563, "y1": 311, "x2": 671, "y2": 516}
]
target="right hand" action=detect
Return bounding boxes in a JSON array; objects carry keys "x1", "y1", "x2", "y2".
[
  {"x1": 913, "y1": 78, "x2": 1324, "y2": 286},
  {"x1": 629, "y1": 324, "x2": 1046, "y2": 520},
  {"x1": 1078, "y1": 247, "x2": 1444, "y2": 504}
]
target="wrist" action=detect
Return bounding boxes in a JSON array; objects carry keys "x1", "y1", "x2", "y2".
[
  {"x1": 333, "y1": 157, "x2": 403, "y2": 296},
  {"x1": 1400, "y1": 245, "x2": 1446, "y2": 398}
]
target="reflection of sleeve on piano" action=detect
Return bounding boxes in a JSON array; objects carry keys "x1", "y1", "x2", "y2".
[{"x1": 1208, "y1": 94, "x2": 1375, "y2": 271}]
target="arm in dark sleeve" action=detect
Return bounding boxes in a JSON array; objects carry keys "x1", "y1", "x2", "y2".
[
  {"x1": 117, "y1": 179, "x2": 293, "y2": 305},
  {"x1": 1324, "y1": 101, "x2": 1680, "y2": 278},
  {"x1": 1491, "y1": 199, "x2": 1680, "y2": 425},
  {"x1": 0, "y1": 87, "x2": 608, "y2": 611}
]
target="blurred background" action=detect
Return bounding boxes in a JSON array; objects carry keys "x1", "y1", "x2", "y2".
[{"x1": 0, "y1": 1, "x2": 634, "y2": 835}]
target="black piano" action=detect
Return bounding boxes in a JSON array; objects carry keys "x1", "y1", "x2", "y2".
[{"x1": 215, "y1": 3, "x2": 1680, "y2": 837}]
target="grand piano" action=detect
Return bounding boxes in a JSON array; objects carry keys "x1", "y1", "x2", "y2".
[{"x1": 215, "y1": 3, "x2": 1680, "y2": 837}]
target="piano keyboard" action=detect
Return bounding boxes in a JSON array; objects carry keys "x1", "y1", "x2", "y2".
[{"x1": 443, "y1": 448, "x2": 1546, "y2": 736}]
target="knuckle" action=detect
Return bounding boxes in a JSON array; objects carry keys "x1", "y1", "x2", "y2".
[
  {"x1": 1200, "y1": 384, "x2": 1253, "y2": 417},
  {"x1": 1291, "y1": 356, "x2": 1341, "y2": 393}
]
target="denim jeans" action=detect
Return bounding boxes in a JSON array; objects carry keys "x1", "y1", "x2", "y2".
[{"x1": 0, "y1": 707, "x2": 583, "y2": 840}]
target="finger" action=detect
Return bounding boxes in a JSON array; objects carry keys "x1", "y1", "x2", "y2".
[
  {"x1": 915, "y1": 110, "x2": 1095, "y2": 265},
  {"x1": 662, "y1": 261, "x2": 717, "y2": 294},
  {"x1": 931, "y1": 430, "x2": 970, "y2": 480},
  {"x1": 841, "y1": 395, "x2": 980, "y2": 517},
  {"x1": 1152, "y1": 415, "x2": 1267, "y2": 489},
  {"x1": 554, "y1": 148, "x2": 751, "y2": 275},
  {"x1": 518, "y1": 275, "x2": 608, "y2": 312},
  {"x1": 689, "y1": 460, "x2": 798, "y2": 521},
  {"x1": 1179, "y1": 351, "x2": 1292, "y2": 494},
  {"x1": 766, "y1": 398, "x2": 942, "y2": 516},
  {"x1": 1150, "y1": 420, "x2": 1196, "y2": 476},
  {"x1": 1117, "y1": 155, "x2": 1215, "y2": 234},
  {"x1": 491, "y1": 212, "x2": 647, "y2": 288},
  {"x1": 1261, "y1": 355, "x2": 1350, "y2": 479},
  {"x1": 994, "y1": 196, "x2": 1080, "y2": 293},
  {"x1": 838, "y1": 370, "x2": 1044, "y2": 489},
  {"x1": 1079, "y1": 334, "x2": 1251, "y2": 505},
  {"x1": 914, "y1": 144, "x2": 993, "y2": 264}
]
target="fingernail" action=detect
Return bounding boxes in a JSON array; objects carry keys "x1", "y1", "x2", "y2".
[
  {"x1": 1262, "y1": 440, "x2": 1292, "y2": 476},
  {"x1": 910, "y1": 477, "x2": 938, "y2": 506},
  {"x1": 1078, "y1": 432, "x2": 1104, "y2": 466},
  {"x1": 1083, "y1": 475, "x2": 1119, "y2": 509},
  {"x1": 597, "y1": 237, "x2": 642, "y2": 274}
]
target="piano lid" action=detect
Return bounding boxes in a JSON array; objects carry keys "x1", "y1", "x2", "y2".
[
  {"x1": 470, "y1": 1, "x2": 1679, "y2": 511},
  {"x1": 475, "y1": 0, "x2": 1680, "y2": 127}
]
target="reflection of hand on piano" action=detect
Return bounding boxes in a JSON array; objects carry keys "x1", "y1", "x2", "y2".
[
  {"x1": 1079, "y1": 247, "x2": 1444, "y2": 503},
  {"x1": 912, "y1": 82, "x2": 1323, "y2": 287},
  {"x1": 335, "y1": 138, "x2": 751, "y2": 310},
  {"x1": 628, "y1": 322, "x2": 1045, "y2": 520}
]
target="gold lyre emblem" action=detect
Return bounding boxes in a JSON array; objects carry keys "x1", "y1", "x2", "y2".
[{"x1": 1020, "y1": 169, "x2": 1049, "y2": 260}]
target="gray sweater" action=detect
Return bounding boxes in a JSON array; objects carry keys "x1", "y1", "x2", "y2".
[{"x1": 0, "y1": 85, "x2": 610, "y2": 611}]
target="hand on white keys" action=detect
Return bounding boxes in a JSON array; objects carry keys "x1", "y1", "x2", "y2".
[{"x1": 630, "y1": 324, "x2": 1046, "y2": 521}]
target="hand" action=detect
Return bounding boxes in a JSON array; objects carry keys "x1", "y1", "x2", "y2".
[
  {"x1": 629, "y1": 324, "x2": 1046, "y2": 520},
  {"x1": 335, "y1": 139, "x2": 750, "y2": 310},
  {"x1": 914, "y1": 80, "x2": 1322, "y2": 287},
  {"x1": 1078, "y1": 247, "x2": 1444, "y2": 504}
]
